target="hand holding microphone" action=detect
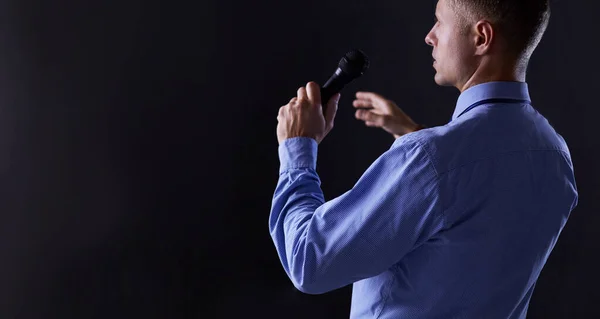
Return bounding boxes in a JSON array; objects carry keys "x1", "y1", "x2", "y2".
[
  {"x1": 276, "y1": 49, "x2": 369, "y2": 145},
  {"x1": 276, "y1": 82, "x2": 340, "y2": 145}
]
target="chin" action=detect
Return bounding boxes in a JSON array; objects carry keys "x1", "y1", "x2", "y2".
[
  {"x1": 434, "y1": 72, "x2": 454, "y2": 87},
  {"x1": 434, "y1": 74, "x2": 448, "y2": 86}
]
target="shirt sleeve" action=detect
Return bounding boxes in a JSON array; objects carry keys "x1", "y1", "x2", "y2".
[{"x1": 269, "y1": 136, "x2": 445, "y2": 295}]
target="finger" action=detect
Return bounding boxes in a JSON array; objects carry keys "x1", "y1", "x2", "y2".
[
  {"x1": 357, "y1": 92, "x2": 393, "y2": 112},
  {"x1": 324, "y1": 93, "x2": 340, "y2": 129},
  {"x1": 355, "y1": 109, "x2": 385, "y2": 127},
  {"x1": 297, "y1": 87, "x2": 308, "y2": 101},
  {"x1": 289, "y1": 97, "x2": 298, "y2": 104},
  {"x1": 352, "y1": 99, "x2": 373, "y2": 108},
  {"x1": 306, "y1": 82, "x2": 321, "y2": 106},
  {"x1": 355, "y1": 109, "x2": 372, "y2": 121},
  {"x1": 356, "y1": 91, "x2": 385, "y2": 102}
]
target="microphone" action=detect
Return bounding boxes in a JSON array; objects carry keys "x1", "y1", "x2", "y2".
[{"x1": 320, "y1": 49, "x2": 370, "y2": 113}]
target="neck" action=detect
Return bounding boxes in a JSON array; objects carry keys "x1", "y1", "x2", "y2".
[{"x1": 458, "y1": 57, "x2": 527, "y2": 93}]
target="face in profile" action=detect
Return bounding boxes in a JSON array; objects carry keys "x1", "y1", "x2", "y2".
[{"x1": 425, "y1": 0, "x2": 477, "y2": 89}]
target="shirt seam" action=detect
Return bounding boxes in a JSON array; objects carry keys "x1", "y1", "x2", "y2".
[
  {"x1": 402, "y1": 138, "x2": 450, "y2": 248},
  {"x1": 412, "y1": 140, "x2": 440, "y2": 178}
]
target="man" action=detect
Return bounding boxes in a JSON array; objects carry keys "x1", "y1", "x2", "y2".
[{"x1": 269, "y1": 0, "x2": 578, "y2": 317}]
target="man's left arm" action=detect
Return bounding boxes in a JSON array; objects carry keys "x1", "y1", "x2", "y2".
[{"x1": 269, "y1": 136, "x2": 445, "y2": 295}]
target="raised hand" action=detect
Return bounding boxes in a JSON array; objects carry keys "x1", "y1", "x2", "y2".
[{"x1": 353, "y1": 91, "x2": 424, "y2": 138}]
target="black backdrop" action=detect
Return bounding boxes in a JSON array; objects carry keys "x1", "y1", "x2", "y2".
[{"x1": 0, "y1": 0, "x2": 598, "y2": 318}]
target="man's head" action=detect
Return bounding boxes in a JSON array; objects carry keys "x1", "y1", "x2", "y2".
[{"x1": 425, "y1": 0, "x2": 551, "y2": 91}]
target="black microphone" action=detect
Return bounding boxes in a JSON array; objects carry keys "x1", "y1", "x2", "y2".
[{"x1": 320, "y1": 49, "x2": 370, "y2": 113}]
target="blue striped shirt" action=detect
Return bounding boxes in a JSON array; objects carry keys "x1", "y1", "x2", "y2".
[{"x1": 269, "y1": 81, "x2": 578, "y2": 318}]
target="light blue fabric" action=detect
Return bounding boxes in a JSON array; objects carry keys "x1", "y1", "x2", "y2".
[{"x1": 269, "y1": 81, "x2": 578, "y2": 318}]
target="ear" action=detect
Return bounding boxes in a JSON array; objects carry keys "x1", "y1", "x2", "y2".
[{"x1": 473, "y1": 20, "x2": 494, "y2": 56}]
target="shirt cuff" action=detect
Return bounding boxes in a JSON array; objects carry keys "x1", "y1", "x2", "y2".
[{"x1": 278, "y1": 137, "x2": 318, "y2": 174}]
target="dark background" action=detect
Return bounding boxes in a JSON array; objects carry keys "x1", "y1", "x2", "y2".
[{"x1": 0, "y1": 0, "x2": 597, "y2": 318}]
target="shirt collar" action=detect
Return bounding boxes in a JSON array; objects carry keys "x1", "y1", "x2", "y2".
[{"x1": 452, "y1": 81, "x2": 531, "y2": 121}]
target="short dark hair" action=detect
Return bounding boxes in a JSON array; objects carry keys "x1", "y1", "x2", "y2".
[{"x1": 451, "y1": 0, "x2": 551, "y2": 62}]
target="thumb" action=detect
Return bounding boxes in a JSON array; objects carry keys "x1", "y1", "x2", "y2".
[{"x1": 324, "y1": 93, "x2": 341, "y2": 128}]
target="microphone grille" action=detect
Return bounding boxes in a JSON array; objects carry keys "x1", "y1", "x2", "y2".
[{"x1": 338, "y1": 49, "x2": 370, "y2": 77}]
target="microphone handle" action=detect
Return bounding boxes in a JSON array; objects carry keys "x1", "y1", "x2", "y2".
[{"x1": 320, "y1": 68, "x2": 349, "y2": 114}]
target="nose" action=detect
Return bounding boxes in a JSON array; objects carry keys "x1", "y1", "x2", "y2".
[{"x1": 425, "y1": 32, "x2": 434, "y2": 47}]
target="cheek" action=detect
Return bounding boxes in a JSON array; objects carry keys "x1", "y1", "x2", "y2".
[
  {"x1": 436, "y1": 31, "x2": 455, "y2": 61},
  {"x1": 440, "y1": 35, "x2": 470, "y2": 67}
]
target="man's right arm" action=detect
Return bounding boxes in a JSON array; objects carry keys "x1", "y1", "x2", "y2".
[{"x1": 269, "y1": 137, "x2": 446, "y2": 294}]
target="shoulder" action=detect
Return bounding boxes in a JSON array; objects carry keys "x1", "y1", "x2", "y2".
[
  {"x1": 390, "y1": 126, "x2": 454, "y2": 171},
  {"x1": 381, "y1": 128, "x2": 446, "y2": 179},
  {"x1": 389, "y1": 123, "x2": 478, "y2": 177}
]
